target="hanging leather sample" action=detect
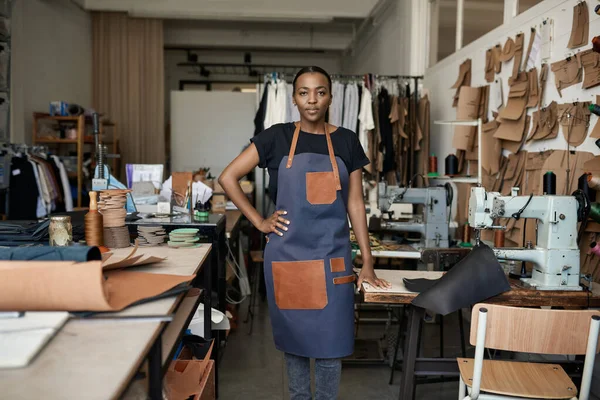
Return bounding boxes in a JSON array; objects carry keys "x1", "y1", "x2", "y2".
[
  {"x1": 551, "y1": 56, "x2": 582, "y2": 97},
  {"x1": 481, "y1": 120, "x2": 502, "y2": 175},
  {"x1": 590, "y1": 96, "x2": 600, "y2": 139},
  {"x1": 523, "y1": 28, "x2": 537, "y2": 72},
  {"x1": 485, "y1": 48, "x2": 494, "y2": 83},
  {"x1": 558, "y1": 101, "x2": 591, "y2": 147},
  {"x1": 493, "y1": 44, "x2": 502, "y2": 73},
  {"x1": 499, "y1": 37, "x2": 516, "y2": 62},
  {"x1": 578, "y1": 48, "x2": 600, "y2": 89},
  {"x1": 498, "y1": 77, "x2": 528, "y2": 121},
  {"x1": 511, "y1": 33, "x2": 525, "y2": 80},
  {"x1": 503, "y1": 115, "x2": 530, "y2": 154},
  {"x1": 453, "y1": 86, "x2": 480, "y2": 151},
  {"x1": 418, "y1": 95, "x2": 430, "y2": 183},
  {"x1": 538, "y1": 63, "x2": 549, "y2": 108},
  {"x1": 567, "y1": 0, "x2": 589, "y2": 49},
  {"x1": 527, "y1": 101, "x2": 559, "y2": 142},
  {"x1": 452, "y1": 59, "x2": 472, "y2": 107},
  {"x1": 526, "y1": 68, "x2": 539, "y2": 108}
]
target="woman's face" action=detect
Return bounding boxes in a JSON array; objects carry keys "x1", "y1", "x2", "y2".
[{"x1": 293, "y1": 72, "x2": 332, "y2": 124}]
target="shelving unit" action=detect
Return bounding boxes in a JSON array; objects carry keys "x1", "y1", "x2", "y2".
[
  {"x1": 32, "y1": 112, "x2": 118, "y2": 208},
  {"x1": 432, "y1": 119, "x2": 483, "y2": 185},
  {"x1": 0, "y1": 1, "x2": 12, "y2": 143}
]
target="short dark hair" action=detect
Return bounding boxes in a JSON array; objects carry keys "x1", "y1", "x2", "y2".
[{"x1": 292, "y1": 66, "x2": 332, "y2": 92}]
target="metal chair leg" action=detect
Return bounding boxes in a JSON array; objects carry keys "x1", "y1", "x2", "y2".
[
  {"x1": 458, "y1": 308, "x2": 466, "y2": 357},
  {"x1": 388, "y1": 305, "x2": 405, "y2": 385}
]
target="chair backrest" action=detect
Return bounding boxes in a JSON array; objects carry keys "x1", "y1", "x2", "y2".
[{"x1": 470, "y1": 303, "x2": 600, "y2": 355}]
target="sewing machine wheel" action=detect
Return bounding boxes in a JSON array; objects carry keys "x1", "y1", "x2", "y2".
[{"x1": 572, "y1": 189, "x2": 591, "y2": 222}]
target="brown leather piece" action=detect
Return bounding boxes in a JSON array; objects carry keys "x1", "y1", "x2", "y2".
[
  {"x1": 579, "y1": 49, "x2": 600, "y2": 89},
  {"x1": 493, "y1": 44, "x2": 502, "y2": 73},
  {"x1": 499, "y1": 37, "x2": 515, "y2": 62},
  {"x1": 538, "y1": 63, "x2": 549, "y2": 110},
  {"x1": 523, "y1": 28, "x2": 536, "y2": 72},
  {"x1": 306, "y1": 172, "x2": 337, "y2": 205},
  {"x1": 498, "y1": 79, "x2": 528, "y2": 121},
  {"x1": 287, "y1": 123, "x2": 301, "y2": 169},
  {"x1": 551, "y1": 56, "x2": 582, "y2": 97},
  {"x1": 528, "y1": 101, "x2": 559, "y2": 142},
  {"x1": 511, "y1": 33, "x2": 525, "y2": 80},
  {"x1": 333, "y1": 275, "x2": 356, "y2": 285},
  {"x1": 526, "y1": 68, "x2": 539, "y2": 108},
  {"x1": 452, "y1": 59, "x2": 472, "y2": 108},
  {"x1": 567, "y1": 1, "x2": 589, "y2": 49},
  {"x1": 591, "y1": 96, "x2": 600, "y2": 139},
  {"x1": 330, "y1": 257, "x2": 345, "y2": 273},
  {"x1": 485, "y1": 48, "x2": 494, "y2": 83},
  {"x1": 558, "y1": 102, "x2": 591, "y2": 147},
  {"x1": 501, "y1": 115, "x2": 530, "y2": 154},
  {"x1": 272, "y1": 260, "x2": 328, "y2": 309}
]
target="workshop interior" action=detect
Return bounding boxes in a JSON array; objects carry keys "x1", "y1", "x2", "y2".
[{"x1": 2, "y1": 0, "x2": 600, "y2": 399}]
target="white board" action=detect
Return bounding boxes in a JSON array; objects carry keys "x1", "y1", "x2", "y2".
[{"x1": 170, "y1": 91, "x2": 256, "y2": 177}]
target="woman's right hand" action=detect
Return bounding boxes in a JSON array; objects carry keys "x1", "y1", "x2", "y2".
[{"x1": 258, "y1": 210, "x2": 290, "y2": 237}]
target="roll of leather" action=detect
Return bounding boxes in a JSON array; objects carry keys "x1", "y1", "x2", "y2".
[{"x1": 0, "y1": 246, "x2": 101, "y2": 262}]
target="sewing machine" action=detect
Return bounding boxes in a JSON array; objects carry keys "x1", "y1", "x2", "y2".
[
  {"x1": 468, "y1": 186, "x2": 582, "y2": 291},
  {"x1": 370, "y1": 184, "x2": 450, "y2": 248}
]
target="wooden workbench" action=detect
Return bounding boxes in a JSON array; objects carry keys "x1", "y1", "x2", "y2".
[
  {"x1": 362, "y1": 269, "x2": 600, "y2": 400},
  {"x1": 0, "y1": 245, "x2": 211, "y2": 400}
]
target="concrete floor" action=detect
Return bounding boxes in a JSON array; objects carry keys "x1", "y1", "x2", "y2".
[{"x1": 219, "y1": 300, "x2": 469, "y2": 400}]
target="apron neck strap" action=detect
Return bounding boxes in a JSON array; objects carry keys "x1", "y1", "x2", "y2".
[{"x1": 286, "y1": 122, "x2": 341, "y2": 191}]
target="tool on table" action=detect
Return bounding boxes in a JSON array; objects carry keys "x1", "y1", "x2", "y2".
[
  {"x1": 468, "y1": 186, "x2": 584, "y2": 290},
  {"x1": 85, "y1": 191, "x2": 104, "y2": 247},
  {"x1": 371, "y1": 183, "x2": 450, "y2": 248}
]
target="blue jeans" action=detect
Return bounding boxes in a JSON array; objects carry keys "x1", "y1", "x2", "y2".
[{"x1": 285, "y1": 352, "x2": 342, "y2": 400}]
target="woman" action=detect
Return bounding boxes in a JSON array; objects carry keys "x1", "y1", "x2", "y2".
[{"x1": 219, "y1": 66, "x2": 390, "y2": 399}]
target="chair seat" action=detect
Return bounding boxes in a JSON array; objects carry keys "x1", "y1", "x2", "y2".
[
  {"x1": 250, "y1": 251, "x2": 264, "y2": 263},
  {"x1": 457, "y1": 358, "x2": 577, "y2": 399}
]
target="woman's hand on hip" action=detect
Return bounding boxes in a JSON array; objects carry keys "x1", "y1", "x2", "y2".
[
  {"x1": 258, "y1": 210, "x2": 290, "y2": 237},
  {"x1": 357, "y1": 267, "x2": 391, "y2": 291}
]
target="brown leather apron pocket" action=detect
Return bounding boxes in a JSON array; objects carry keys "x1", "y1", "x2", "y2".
[
  {"x1": 272, "y1": 260, "x2": 328, "y2": 309},
  {"x1": 333, "y1": 275, "x2": 356, "y2": 285},
  {"x1": 306, "y1": 172, "x2": 336, "y2": 205}
]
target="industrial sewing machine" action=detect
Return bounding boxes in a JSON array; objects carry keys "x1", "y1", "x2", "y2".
[
  {"x1": 369, "y1": 183, "x2": 450, "y2": 248},
  {"x1": 468, "y1": 186, "x2": 583, "y2": 291}
]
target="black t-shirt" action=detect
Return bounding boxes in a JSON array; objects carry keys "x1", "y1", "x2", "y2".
[{"x1": 251, "y1": 122, "x2": 369, "y2": 204}]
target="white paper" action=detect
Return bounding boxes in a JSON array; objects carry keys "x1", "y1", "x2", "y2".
[
  {"x1": 159, "y1": 176, "x2": 213, "y2": 205},
  {"x1": 127, "y1": 164, "x2": 164, "y2": 189},
  {"x1": 526, "y1": 29, "x2": 542, "y2": 70},
  {"x1": 188, "y1": 305, "x2": 230, "y2": 337},
  {"x1": 540, "y1": 18, "x2": 553, "y2": 61},
  {"x1": 490, "y1": 78, "x2": 504, "y2": 113}
]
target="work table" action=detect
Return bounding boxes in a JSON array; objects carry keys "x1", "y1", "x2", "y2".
[{"x1": 0, "y1": 245, "x2": 211, "y2": 400}]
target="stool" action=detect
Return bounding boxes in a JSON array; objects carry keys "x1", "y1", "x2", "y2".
[{"x1": 244, "y1": 250, "x2": 264, "y2": 334}]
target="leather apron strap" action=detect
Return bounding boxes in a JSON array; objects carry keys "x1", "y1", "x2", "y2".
[{"x1": 286, "y1": 122, "x2": 342, "y2": 190}]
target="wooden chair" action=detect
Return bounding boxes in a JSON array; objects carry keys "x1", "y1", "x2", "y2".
[{"x1": 457, "y1": 303, "x2": 600, "y2": 400}]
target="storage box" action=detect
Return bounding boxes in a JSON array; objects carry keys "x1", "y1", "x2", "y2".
[
  {"x1": 211, "y1": 194, "x2": 227, "y2": 213},
  {"x1": 212, "y1": 180, "x2": 224, "y2": 194},
  {"x1": 240, "y1": 181, "x2": 254, "y2": 194}
]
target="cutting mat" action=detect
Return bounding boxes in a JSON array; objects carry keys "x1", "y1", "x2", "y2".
[{"x1": 357, "y1": 269, "x2": 444, "y2": 294}]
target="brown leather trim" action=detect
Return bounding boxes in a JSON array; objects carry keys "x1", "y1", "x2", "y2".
[
  {"x1": 324, "y1": 124, "x2": 342, "y2": 190},
  {"x1": 333, "y1": 275, "x2": 356, "y2": 285},
  {"x1": 330, "y1": 257, "x2": 345, "y2": 273},
  {"x1": 306, "y1": 172, "x2": 337, "y2": 205},
  {"x1": 286, "y1": 123, "x2": 301, "y2": 169},
  {"x1": 272, "y1": 260, "x2": 328, "y2": 309}
]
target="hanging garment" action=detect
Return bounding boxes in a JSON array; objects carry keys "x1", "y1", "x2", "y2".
[
  {"x1": 28, "y1": 159, "x2": 46, "y2": 218},
  {"x1": 254, "y1": 81, "x2": 270, "y2": 136},
  {"x1": 378, "y1": 88, "x2": 395, "y2": 174},
  {"x1": 358, "y1": 85, "x2": 374, "y2": 166},
  {"x1": 329, "y1": 82, "x2": 345, "y2": 127},
  {"x1": 52, "y1": 155, "x2": 73, "y2": 212},
  {"x1": 342, "y1": 83, "x2": 359, "y2": 131},
  {"x1": 8, "y1": 156, "x2": 39, "y2": 220},
  {"x1": 263, "y1": 82, "x2": 278, "y2": 130},
  {"x1": 263, "y1": 122, "x2": 355, "y2": 359},
  {"x1": 286, "y1": 83, "x2": 300, "y2": 122}
]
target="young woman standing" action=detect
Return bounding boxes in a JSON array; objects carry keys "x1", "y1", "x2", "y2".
[{"x1": 219, "y1": 66, "x2": 389, "y2": 399}]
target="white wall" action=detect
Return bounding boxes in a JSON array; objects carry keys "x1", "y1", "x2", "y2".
[
  {"x1": 170, "y1": 91, "x2": 256, "y2": 176},
  {"x1": 425, "y1": 0, "x2": 600, "y2": 162},
  {"x1": 344, "y1": 0, "x2": 429, "y2": 76},
  {"x1": 10, "y1": 0, "x2": 92, "y2": 144}
]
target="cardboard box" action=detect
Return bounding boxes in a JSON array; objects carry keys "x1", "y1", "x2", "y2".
[
  {"x1": 211, "y1": 194, "x2": 227, "y2": 213},
  {"x1": 240, "y1": 181, "x2": 254, "y2": 194}
]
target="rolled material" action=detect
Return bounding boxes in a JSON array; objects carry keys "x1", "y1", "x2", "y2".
[
  {"x1": 543, "y1": 171, "x2": 556, "y2": 195},
  {"x1": 0, "y1": 246, "x2": 101, "y2": 262},
  {"x1": 428, "y1": 154, "x2": 439, "y2": 177},
  {"x1": 445, "y1": 154, "x2": 459, "y2": 176},
  {"x1": 463, "y1": 224, "x2": 471, "y2": 244}
]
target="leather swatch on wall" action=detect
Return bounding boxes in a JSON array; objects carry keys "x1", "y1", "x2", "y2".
[
  {"x1": 557, "y1": 101, "x2": 591, "y2": 147},
  {"x1": 499, "y1": 37, "x2": 516, "y2": 62},
  {"x1": 485, "y1": 48, "x2": 494, "y2": 83},
  {"x1": 551, "y1": 56, "x2": 582, "y2": 97},
  {"x1": 498, "y1": 79, "x2": 528, "y2": 120},
  {"x1": 591, "y1": 96, "x2": 600, "y2": 139},
  {"x1": 502, "y1": 115, "x2": 530, "y2": 154},
  {"x1": 579, "y1": 48, "x2": 600, "y2": 89},
  {"x1": 452, "y1": 59, "x2": 472, "y2": 107},
  {"x1": 511, "y1": 33, "x2": 525, "y2": 80},
  {"x1": 495, "y1": 111, "x2": 528, "y2": 143},
  {"x1": 538, "y1": 63, "x2": 549, "y2": 109},
  {"x1": 481, "y1": 121, "x2": 503, "y2": 175},
  {"x1": 526, "y1": 68, "x2": 539, "y2": 108},
  {"x1": 567, "y1": 0, "x2": 589, "y2": 49},
  {"x1": 453, "y1": 86, "x2": 481, "y2": 150},
  {"x1": 493, "y1": 44, "x2": 502, "y2": 73},
  {"x1": 527, "y1": 101, "x2": 559, "y2": 142}
]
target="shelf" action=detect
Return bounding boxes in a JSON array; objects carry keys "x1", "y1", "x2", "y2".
[
  {"x1": 434, "y1": 119, "x2": 480, "y2": 126},
  {"x1": 161, "y1": 290, "x2": 203, "y2": 368},
  {"x1": 34, "y1": 136, "x2": 114, "y2": 145},
  {"x1": 430, "y1": 176, "x2": 479, "y2": 183}
]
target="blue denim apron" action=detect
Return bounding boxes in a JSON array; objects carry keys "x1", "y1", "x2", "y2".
[{"x1": 263, "y1": 122, "x2": 355, "y2": 359}]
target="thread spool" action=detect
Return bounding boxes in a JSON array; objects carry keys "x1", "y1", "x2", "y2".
[
  {"x1": 588, "y1": 174, "x2": 600, "y2": 191},
  {"x1": 428, "y1": 153, "x2": 439, "y2": 177},
  {"x1": 579, "y1": 173, "x2": 597, "y2": 202},
  {"x1": 589, "y1": 203, "x2": 600, "y2": 224},
  {"x1": 445, "y1": 154, "x2": 459, "y2": 177},
  {"x1": 494, "y1": 230, "x2": 505, "y2": 248},
  {"x1": 462, "y1": 224, "x2": 471, "y2": 244},
  {"x1": 85, "y1": 191, "x2": 104, "y2": 246},
  {"x1": 543, "y1": 171, "x2": 556, "y2": 195}
]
